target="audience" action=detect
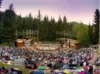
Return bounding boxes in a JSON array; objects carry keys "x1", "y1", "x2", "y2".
[{"x1": 0, "y1": 45, "x2": 99, "y2": 74}]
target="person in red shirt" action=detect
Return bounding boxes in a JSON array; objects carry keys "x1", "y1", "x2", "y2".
[{"x1": 0, "y1": 67, "x2": 7, "y2": 74}]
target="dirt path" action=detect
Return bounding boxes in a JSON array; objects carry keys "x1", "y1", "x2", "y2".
[{"x1": 89, "y1": 50, "x2": 97, "y2": 64}]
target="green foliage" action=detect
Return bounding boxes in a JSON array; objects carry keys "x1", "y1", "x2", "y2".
[
  {"x1": 88, "y1": 9, "x2": 100, "y2": 45},
  {"x1": 88, "y1": 23, "x2": 94, "y2": 44},
  {"x1": 72, "y1": 23, "x2": 90, "y2": 47},
  {"x1": 48, "y1": 17, "x2": 56, "y2": 40},
  {"x1": 14, "y1": 15, "x2": 23, "y2": 30},
  {"x1": 62, "y1": 16, "x2": 67, "y2": 32},
  {"x1": 57, "y1": 16, "x2": 63, "y2": 32},
  {"x1": 0, "y1": 4, "x2": 98, "y2": 47},
  {"x1": 0, "y1": 22, "x2": 3, "y2": 43},
  {"x1": 1, "y1": 4, "x2": 16, "y2": 43},
  {"x1": 0, "y1": 11, "x2": 3, "y2": 21},
  {"x1": 0, "y1": 0, "x2": 3, "y2": 8},
  {"x1": 92, "y1": 9, "x2": 100, "y2": 44}
]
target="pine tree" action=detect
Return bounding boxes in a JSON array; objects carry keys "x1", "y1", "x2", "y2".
[
  {"x1": 0, "y1": 11, "x2": 3, "y2": 22},
  {"x1": 2, "y1": 3, "x2": 16, "y2": 43},
  {"x1": 37, "y1": 10, "x2": 42, "y2": 40},
  {"x1": 93, "y1": 9, "x2": 100, "y2": 44},
  {"x1": 48, "y1": 17, "x2": 56, "y2": 40},
  {"x1": 9, "y1": 3, "x2": 14, "y2": 11},
  {"x1": 37, "y1": 10, "x2": 42, "y2": 21},
  {"x1": 57, "y1": 16, "x2": 63, "y2": 32},
  {"x1": 42, "y1": 15, "x2": 49, "y2": 40},
  {"x1": 0, "y1": 22, "x2": 3, "y2": 43},
  {"x1": 25, "y1": 13, "x2": 34, "y2": 29},
  {"x1": 88, "y1": 23, "x2": 93, "y2": 44},
  {"x1": 15, "y1": 15, "x2": 23, "y2": 30},
  {"x1": 62, "y1": 16, "x2": 68, "y2": 38},
  {"x1": 0, "y1": 0, "x2": 3, "y2": 8},
  {"x1": 63, "y1": 16, "x2": 67, "y2": 31}
]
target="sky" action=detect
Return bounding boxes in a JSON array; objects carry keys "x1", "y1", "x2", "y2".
[{"x1": 0, "y1": 0, "x2": 99, "y2": 24}]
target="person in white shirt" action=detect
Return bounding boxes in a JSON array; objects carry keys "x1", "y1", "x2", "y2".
[{"x1": 83, "y1": 62, "x2": 86, "y2": 66}]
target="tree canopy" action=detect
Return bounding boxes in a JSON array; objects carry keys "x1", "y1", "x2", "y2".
[
  {"x1": 0, "y1": 3, "x2": 99, "y2": 47},
  {"x1": 0, "y1": 0, "x2": 3, "y2": 8}
]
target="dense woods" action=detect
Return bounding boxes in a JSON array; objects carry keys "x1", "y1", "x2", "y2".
[{"x1": 0, "y1": 4, "x2": 100, "y2": 47}]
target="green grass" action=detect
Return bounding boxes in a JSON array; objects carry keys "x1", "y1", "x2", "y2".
[{"x1": 0, "y1": 62, "x2": 31, "y2": 74}]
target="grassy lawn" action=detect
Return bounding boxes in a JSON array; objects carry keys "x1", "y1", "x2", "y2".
[{"x1": 0, "y1": 62, "x2": 31, "y2": 74}]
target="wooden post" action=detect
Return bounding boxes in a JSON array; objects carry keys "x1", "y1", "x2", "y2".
[
  {"x1": 29, "y1": 30, "x2": 31, "y2": 38},
  {"x1": 37, "y1": 30, "x2": 39, "y2": 41},
  {"x1": 33, "y1": 30, "x2": 36, "y2": 38},
  {"x1": 28, "y1": 30, "x2": 30, "y2": 38},
  {"x1": 30, "y1": 30, "x2": 32, "y2": 39},
  {"x1": 31, "y1": 30, "x2": 33, "y2": 38},
  {"x1": 15, "y1": 30, "x2": 18, "y2": 39},
  {"x1": 56, "y1": 31, "x2": 57, "y2": 40},
  {"x1": 33, "y1": 30, "x2": 34, "y2": 39},
  {"x1": 27, "y1": 30, "x2": 28, "y2": 38},
  {"x1": 28, "y1": 30, "x2": 29, "y2": 38},
  {"x1": 64, "y1": 30, "x2": 65, "y2": 42},
  {"x1": 23, "y1": 30, "x2": 24, "y2": 39},
  {"x1": 29, "y1": 30, "x2": 31, "y2": 39}
]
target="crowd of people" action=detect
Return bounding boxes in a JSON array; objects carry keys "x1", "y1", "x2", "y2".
[
  {"x1": 0, "y1": 67, "x2": 22, "y2": 74},
  {"x1": 0, "y1": 45, "x2": 100, "y2": 74}
]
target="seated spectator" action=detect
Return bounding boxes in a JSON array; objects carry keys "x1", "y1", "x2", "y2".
[
  {"x1": 29, "y1": 69, "x2": 44, "y2": 74},
  {"x1": 44, "y1": 67, "x2": 52, "y2": 74},
  {"x1": 0, "y1": 67, "x2": 7, "y2": 74},
  {"x1": 88, "y1": 64, "x2": 93, "y2": 74}
]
